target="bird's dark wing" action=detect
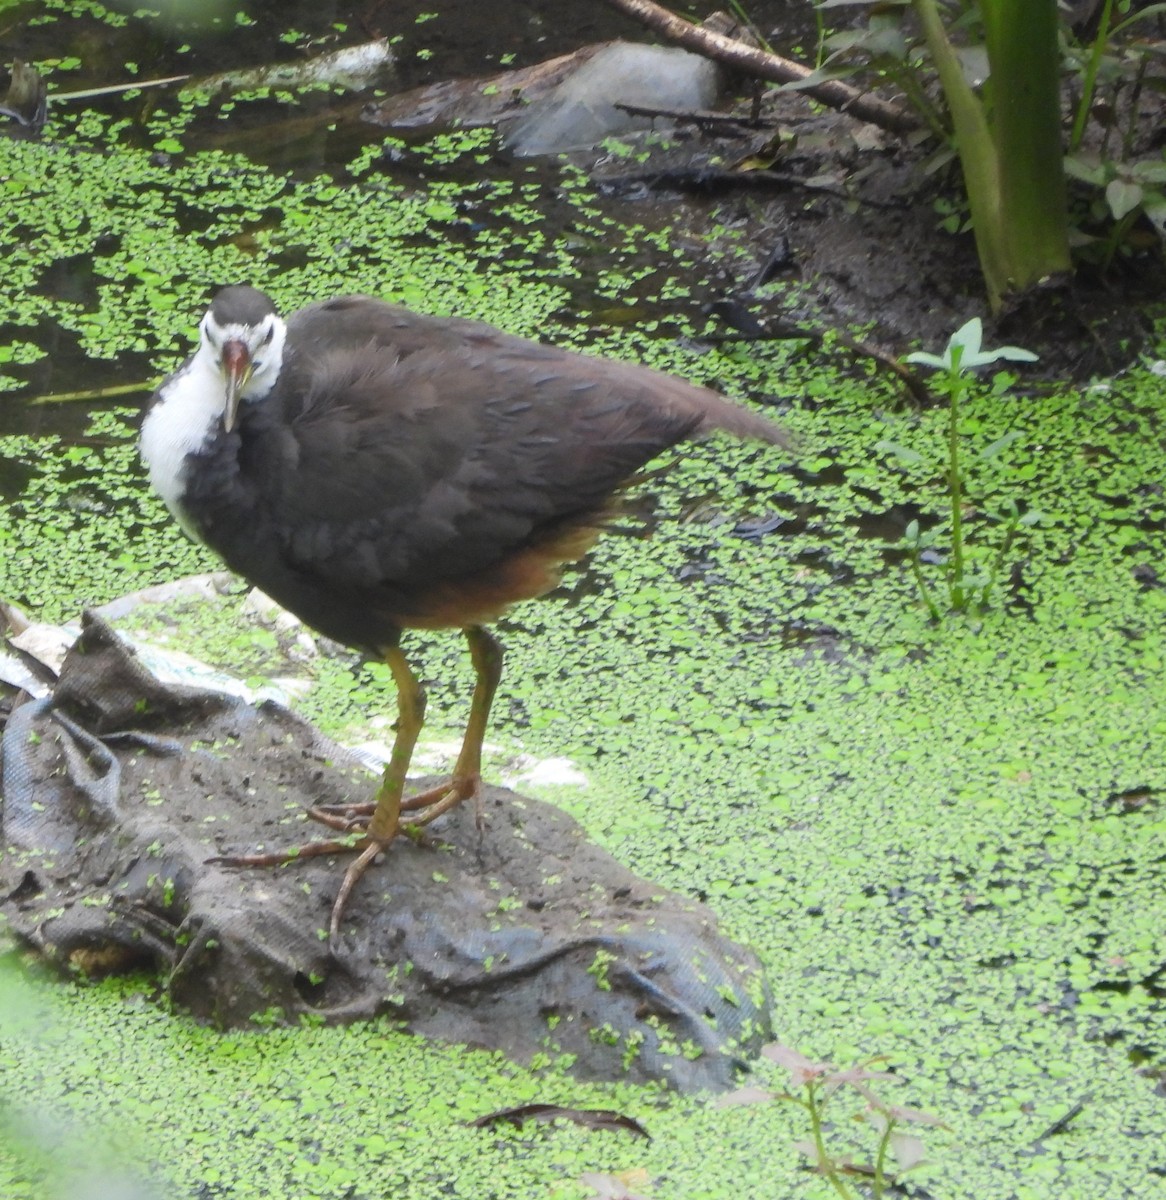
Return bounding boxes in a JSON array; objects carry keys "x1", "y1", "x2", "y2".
[{"x1": 245, "y1": 302, "x2": 711, "y2": 593}]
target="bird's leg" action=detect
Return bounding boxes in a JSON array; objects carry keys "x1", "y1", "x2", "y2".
[
  {"x1": 396, "y1": 625, "x2": 503, "y2": 827},
  {"x1": 312, "y1": 626, "x2": 502, "y2": 832},
  {"x1": 326, "y1": 642, "x2": 426, "y2": 946},
  {"x1": 309, "y1": 628, "x2": 503, "y2": 833},
  {"x1": 209, "y1": 641, "x2": 427, "y2": 950},
  {"x1": 217, "y1": 630, "x2": 496, "y2": 950},
  {"x1": 367, "y1": 642, "x2": 427, "y2": 839},
  {"x1": 306, "y1": 644, "x2": 429, "y2": 831}
]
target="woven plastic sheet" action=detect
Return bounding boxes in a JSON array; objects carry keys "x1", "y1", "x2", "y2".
[{"x1": 0, "y1": 613, "x2": 771, "y2": 1091}]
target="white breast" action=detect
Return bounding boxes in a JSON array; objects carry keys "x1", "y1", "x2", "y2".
[{"x1": 140, "y1": 354, "x2": 226, "y2": 538}]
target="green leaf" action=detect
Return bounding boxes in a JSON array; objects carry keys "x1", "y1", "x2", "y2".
[
  {"x1": 1106, "y1": 178, "x2": 1144, "y2": 221},
  {"x1": 912, "y1": 317, "x2": 1038, "y2": 372},
  {"x1": 1063, "y1": 154, "x2": 1108, "y2": 186},
  {"x1": 988, "y1": 345, "x2": 1039, "y2": 364},
  {"x1": 978, "y1": 430, "x2": 1022, "y2": 460},
  {"x1": 1141, "y1": 193, "x2": 1166, "y2": 237},
  {"x1": 950, "y1": 317, "x2": 984, "y2": 362},
  {"x1": 1130, "y1": 160, "x2": 1166, "y2": 185},
  {"x1": 904, "y1": 350, "x2": 946, "y2": 369},
  {"x1": 875, "y1": 438, "x2": 926, "y2": 465}
]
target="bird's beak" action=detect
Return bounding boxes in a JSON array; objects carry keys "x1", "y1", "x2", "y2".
[{"x1": 221, "y1": 339, "x2": 252, "y2": 432}]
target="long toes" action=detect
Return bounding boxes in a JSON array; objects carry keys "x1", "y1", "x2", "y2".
[
  {"x1": 207, "y1": 835, "x2": 368, "y2": 868},
  {"x1": 404, "y1": 775, "x2": 480, "y2": 830},
  {"x1": 329, "y1": 839, "x2": 388, "y2": 953},
  {"x1": 400, "y1": 782, "x2": 450, "y2": 812},
  {"x1": 306, "y1": 806, "x2": 371, "y2": 833},
  {"x1": 311, "y1": 801, "x2": 377, "y2": 817}
]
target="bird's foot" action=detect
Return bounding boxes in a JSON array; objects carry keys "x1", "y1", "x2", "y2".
[
  {"x1": 398, "y1": 773, "x2": 482, "y2": 830},
  {"x1": 309, "y1": 773, "x2": 481, "y2": 830},
  {"x1": 307, "y1": 777, "x2": 478, "y2": 950},
  {"x1": 329, "y1": 837, "x2": 391, "y2": 950},
  {"x1": 305, "y1": 802, "x2": 375, "y2": 832},
  {"x1": 210, "y1": 776, "x2": 480, "y2": 955}
]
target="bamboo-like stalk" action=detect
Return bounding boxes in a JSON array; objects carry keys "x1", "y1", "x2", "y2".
[{"x1": 981, "y1": 0, "x2": 1071, "y2": 289}]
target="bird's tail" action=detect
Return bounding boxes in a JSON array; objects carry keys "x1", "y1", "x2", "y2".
[{"x1": 694, "y1": 393, "x2": 793, "y2": 448}]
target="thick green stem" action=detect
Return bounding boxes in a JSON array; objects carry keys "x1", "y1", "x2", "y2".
[
  {"x1": 914, "y1": 0, "x2": 1071, "y2": 308},
  {"x1": 981, "y1": 0, "x2": 1072, "y2": 287}
]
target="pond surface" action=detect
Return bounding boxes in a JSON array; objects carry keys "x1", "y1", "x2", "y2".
[{"x1": 2, "y1": 4, "x2": 1166, "y2": 1200}]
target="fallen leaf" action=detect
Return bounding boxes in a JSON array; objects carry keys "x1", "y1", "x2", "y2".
[
  {"x1": 579, "y1": 1167, "x2": 652, "y2": 1199},
  {"x1": 890, "y1": 1130, "x2": 927, "y2": 1171},
  {"x1": 470, "y1": 1103, "x2": 649, "y2": 1139},
  {"x1": 713, "y1": 1085, "x2": 775, "y2": 1108}
]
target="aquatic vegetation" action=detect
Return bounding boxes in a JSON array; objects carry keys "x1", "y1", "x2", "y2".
[
  {"x1": 761, "y1": 1043, "x2": 946, "y2": 1199},
  {"x1": 883, "y1": 318, "x2": 1040, "y2": 617},
  {"x1": 2, "y1": 5, "x2": 1166, "y2": 1200}
]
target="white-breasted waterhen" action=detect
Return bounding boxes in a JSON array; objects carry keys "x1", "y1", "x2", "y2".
[{"x1": 140, "y1": 286, "x2": 788, "y2": 950}]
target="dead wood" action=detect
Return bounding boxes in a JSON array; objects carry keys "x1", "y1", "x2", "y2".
[{"x1": 602, "y1": 0, "x2": 921, "y2": 136}]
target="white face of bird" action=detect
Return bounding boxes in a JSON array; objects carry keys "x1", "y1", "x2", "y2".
[{"x1": 198, "y1": 307, "x2": 288, "y2": 430}]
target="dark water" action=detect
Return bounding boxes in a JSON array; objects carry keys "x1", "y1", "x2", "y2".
[
  {"x1": 8, "y1": 1, "x2": 819, "y2": 159},
  {"x1": 7, "y1": 2, "x2": 815, "y2": 99}
]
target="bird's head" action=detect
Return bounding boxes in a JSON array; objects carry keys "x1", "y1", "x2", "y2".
[{"x1": 198, "y1": 286, "x2": 288, "y2": 431}]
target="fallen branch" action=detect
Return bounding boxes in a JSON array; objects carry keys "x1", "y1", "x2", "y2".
[
  {"x1": 598, "y1": 165, "x2": 834, "y2": 197},
  {"x1": 700, "y1": 313, "x2": 933, "y2": 406},
  {"x1": 602, "y1": 0, "x2": 921, "y2": 136},
  {"x1": 597, "y1": 165, "x2": 908, "y2": 211},
  {"x1": 612, "y1": 100, "x2": 776, "y2": 132},
  {"x1": 52, "y1": 75, "x2": 189, "y2": 102}
]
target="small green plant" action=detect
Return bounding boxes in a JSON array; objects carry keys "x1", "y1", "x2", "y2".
[
  {"x1": 882, "y1": 318, "x2": 1039, "y2": 618},
  {"x1": 1062, "y1": 0, "x2": 1166, "y2": 266},
  {"x1": 1064, "y1": 153, "x2": 1166, "y2": 270},
  {"x1": 764, "y1": 1043, "x2": 945, "y2": 1197}
]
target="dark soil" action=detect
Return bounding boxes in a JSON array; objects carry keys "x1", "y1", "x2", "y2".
[{"x1": 584, "y1": 91, "x2": 1164, "y2": 382}]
